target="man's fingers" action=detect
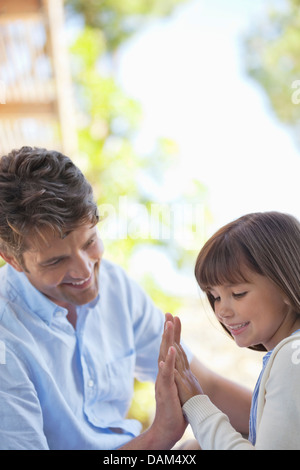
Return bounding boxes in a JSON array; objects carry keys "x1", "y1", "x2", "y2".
[
  {"x1": 158, "y1": 314, "x2": 182, "y2": 364},
  {"x1": 158, "y1": 316, "x2": 175, "y2": 363},
  {"x1": 164, "y1": 312, "x2": 173, "y2": 324},
  {"x1": 159, "y1": 346, "x2": 176, "y2": 380},
  {"x1": 173, "y1": 316, "x2": 181, "y2": 345}
]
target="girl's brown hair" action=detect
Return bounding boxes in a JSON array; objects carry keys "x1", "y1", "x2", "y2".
[
  {"x1": 195, "y1": 212, "x2": 300, "y2": 351},
  {"x1": 0, "y1": 146, "x2": 99, "y2": 261}
]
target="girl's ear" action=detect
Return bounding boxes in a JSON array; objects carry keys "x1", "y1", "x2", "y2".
[{"x1": 0, "y1": 252, "x2": 24, "y2": 272}]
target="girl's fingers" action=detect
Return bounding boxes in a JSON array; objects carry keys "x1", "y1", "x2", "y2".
[
  {"x1": 179, "y1": 343, "x2": 190, "y2": 369},
  {"x1": 174, "y1": 342, "x2": 189, "y2": 372},
  {"x1": 174, "y1": 343, "x2": 184, "y2": 372}
]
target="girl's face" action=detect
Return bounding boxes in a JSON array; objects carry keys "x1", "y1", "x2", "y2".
[{"x1": 208, "y1": 268, "x2": 300, "y2": 351}]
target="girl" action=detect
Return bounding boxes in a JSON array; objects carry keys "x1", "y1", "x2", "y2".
[{"x1": 160, "y1": 211, "x2": 300, "y2": 450}]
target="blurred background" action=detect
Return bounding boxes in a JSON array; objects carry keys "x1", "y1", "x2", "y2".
[{"x1": 0, "y1": 0, "x2": 300, "y2": 431}]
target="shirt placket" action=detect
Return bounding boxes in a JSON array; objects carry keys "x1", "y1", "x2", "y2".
[{"x1": 75, "y1": 308, "x2": 98, "y2": 411}]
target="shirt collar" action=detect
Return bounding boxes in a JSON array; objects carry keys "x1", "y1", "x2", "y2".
[
  {"x1": 5, "y1": 264, "x2": 63, "y2": 325},
  {"x1": 5, "y1": 264, "x2": 100, "y2": 325}
]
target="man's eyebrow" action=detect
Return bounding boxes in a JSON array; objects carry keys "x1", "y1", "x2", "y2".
[{"x1": 38, "y1": 231, "x2": 97, "y2": 265}]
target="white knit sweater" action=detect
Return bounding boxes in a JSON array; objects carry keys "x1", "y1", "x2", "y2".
[{"x1": 183, "y1": 333, "x2": 300, "y2": 450}]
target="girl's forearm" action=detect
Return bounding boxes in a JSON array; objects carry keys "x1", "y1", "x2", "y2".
[{"x1": 190, "y1": 357, "x2": 252, "y2": 435}]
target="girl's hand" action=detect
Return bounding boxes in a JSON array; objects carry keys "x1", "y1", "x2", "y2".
[{"x1": 174, "y1": 341, "x2": 204, "y2": 405}]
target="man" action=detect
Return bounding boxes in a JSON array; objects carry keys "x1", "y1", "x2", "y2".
[{"x1": 0, "y1": 147, "x2": 251, "y2": 449}]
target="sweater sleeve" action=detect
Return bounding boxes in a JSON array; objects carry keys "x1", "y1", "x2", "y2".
[{"x1": 183, "y1": 395, "x2": 254, "y2": 450}]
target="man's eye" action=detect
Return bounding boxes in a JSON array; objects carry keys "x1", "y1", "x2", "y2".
[
  {"x1": 45, "y1": 258, "x2": 64, "y2": 267},
  {"x1": 50, "y1": 259, "x2": 61, "y2": 266}
]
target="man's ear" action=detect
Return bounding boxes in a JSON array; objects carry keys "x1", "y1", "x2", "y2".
[{"x1": 0, "y1": 252, "x2": 24, "y2": 272}]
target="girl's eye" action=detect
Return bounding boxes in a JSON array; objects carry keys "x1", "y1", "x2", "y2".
[
  {"x1": 233, "y1": 291, "x2": 247, "y2": 299},
  {"x1": 208, "y1": 293, "x2": 220, "y2": 302}
]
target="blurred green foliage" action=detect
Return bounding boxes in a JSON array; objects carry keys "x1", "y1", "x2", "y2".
[
  {"x1": 66, "y1": 1, "x2": 210, "y2": 269},
  {"x1": 66, "y1": 0, "x2": 191, "y2": 51},
  {"x1": 244, "y1": 0, "x2": 300, "y2": 143},
  {"x1": 64, "y1": 0, "x2": 300, "y2": 432},
  {"x1": 65, "y1": 0, "x2": 210, "y2": 430}
]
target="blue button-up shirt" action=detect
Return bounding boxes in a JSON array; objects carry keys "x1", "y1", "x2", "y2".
[{"x1": 0, "y1": 260, "x2": 174, "y2": 450}]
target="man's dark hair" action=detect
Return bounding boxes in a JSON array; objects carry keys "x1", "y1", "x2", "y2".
[{"x1": 0, "y1": 146, "x2": 99, "y2": 260}]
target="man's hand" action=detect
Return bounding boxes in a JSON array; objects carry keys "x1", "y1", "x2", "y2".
[
  {"x1": 119, "y1": 319, "x2": 187, "y2": 450},
  {"x1": 157, "y1": 313, "x2": 181, "y2": 364},
  {"x1": 151, "y1": 316, "x2": 187, "y2": 448},
  {"x1": 159, "y1": 315, "x2": 203, "y2": 407}
]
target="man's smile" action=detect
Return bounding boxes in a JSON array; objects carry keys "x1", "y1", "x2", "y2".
[{"x1": 62, "y1": 273, "x2": 93, "y2": 289}]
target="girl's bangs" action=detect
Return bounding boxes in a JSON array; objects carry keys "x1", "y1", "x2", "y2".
[{"x1": 195, "y1": 236, "x2": 255, "y2": 291}]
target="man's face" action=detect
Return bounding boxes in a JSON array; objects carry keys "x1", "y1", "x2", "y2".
[{"x1": 18, "y1": 224, "x2": 104, "y2": 309}]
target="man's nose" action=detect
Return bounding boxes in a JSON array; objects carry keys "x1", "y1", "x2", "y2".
[{"x1": 69, "y1": 253, "x2": 91, "y2": 279}]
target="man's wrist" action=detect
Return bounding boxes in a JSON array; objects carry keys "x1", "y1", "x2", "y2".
[
  {"x1": 142, "y1": 424, "x2": 178, "y2": 450},
  {"x1": 119, "y1": 424, "x2": 176, "y2": 450}
]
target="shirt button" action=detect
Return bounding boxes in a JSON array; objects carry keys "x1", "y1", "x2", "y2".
[
  {"x1": 88, "y1": 379, "x2": 94, "y2": 388},
  {"x1": 55, "y1": 310, "x2": 64, "y2": 317}
]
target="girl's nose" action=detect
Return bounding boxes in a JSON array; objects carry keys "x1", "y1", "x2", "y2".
[{"x1": 215, "y1": 300, "x2": 234, "y2": 322}]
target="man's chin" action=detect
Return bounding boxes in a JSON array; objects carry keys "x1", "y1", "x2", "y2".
[
  {"x1": 62, "y1": 281, "x2": 99, "y2": 306},
  {"x1": 47, "y1": 263, "x2": 100, "y2": 308}
]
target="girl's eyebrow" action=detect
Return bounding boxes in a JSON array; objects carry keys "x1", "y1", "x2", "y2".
[
  {"x1": 223, "y1": 283, "x2": 242, "y2": 288},
  {"x1": 208, "y1": 281, "x2": 249, "y2": 292}
]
